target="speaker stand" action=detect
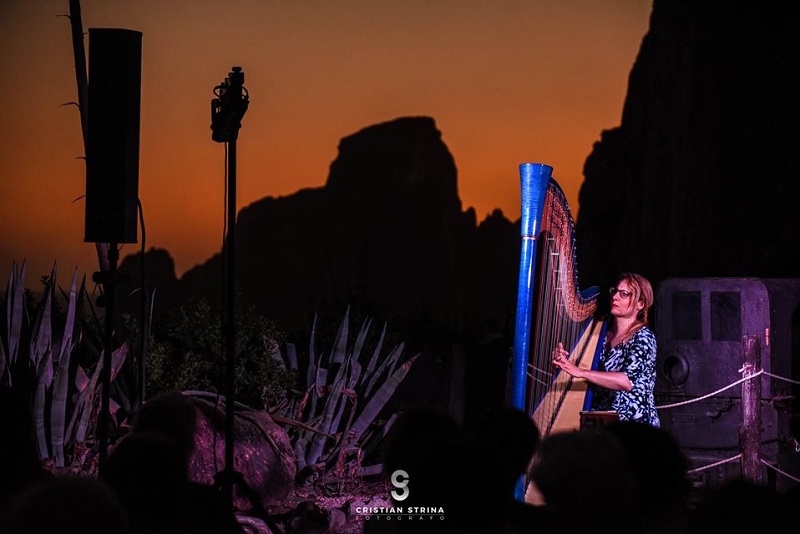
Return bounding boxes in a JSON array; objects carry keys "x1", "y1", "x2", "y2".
[{"x1": 96, "y1": 243, "x2": 119, "y2": 475}]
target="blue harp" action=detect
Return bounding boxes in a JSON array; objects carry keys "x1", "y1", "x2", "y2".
[{"x1": 511, "y1": 163, "x2": 606, "y2": 435}]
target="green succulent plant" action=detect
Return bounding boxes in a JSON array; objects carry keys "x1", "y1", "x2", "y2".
[
  {"x1": 271, "y1": 306, "x2": 419, "y2": 485},
  {"x1": 1, "y1": 261, "x2": 128, "y2": 471},
  {"x1": 178, "y1": 306, "x2": 419, "y2": 488}
]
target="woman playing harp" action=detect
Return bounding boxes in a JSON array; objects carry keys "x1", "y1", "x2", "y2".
[
  {"x1": 553, "y1": 272, "x2": 660, "y2": 428},
  {"x1": 510, "y1": 163, "x2": 659, "y2": 433}
]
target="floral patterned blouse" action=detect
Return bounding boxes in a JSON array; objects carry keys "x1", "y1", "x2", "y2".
[{"x1": 590, "y1": 326, "x2": 661, "y2": 427}]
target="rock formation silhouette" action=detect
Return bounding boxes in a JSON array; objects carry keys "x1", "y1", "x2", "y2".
[
  {"x1": 576, "y1": 0, "x2": 800, "y2": 290},
  {"x1": 122, "y1": 116, "x2": 520, "y2": 354}
]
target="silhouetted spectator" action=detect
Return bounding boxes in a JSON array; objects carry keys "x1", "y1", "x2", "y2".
[
  {"x1": 688, "y1": 478, "x2": 786, "y2": 534},
  {"x1": 381, "y1": 404, "x2": 462, "y2": 478},
  {"x1": 780, "y1": 481, "x2": 800, "y2": 518},
  {"x1": 527, "y1": 427, "x2": 636, "y2": 533},
  {"x1": 132, "y1": 390, "x2": 198, "y2": 457},
  {"x1": 402, "y1": 433, "x2": 508, "y2": 532},
  {"x1": 0, "y1": 387, "x2": 53, "y2": 512},
  {"x1": 606, "y1": 420, "x2": 692, "y2": 534},
  {"x1": 101, "y1": 430, "x2": 190, "y2": 534},
  {"x1": 126, "y1": 391, "x2": 246, "y2": 534},
  {"x1": 0, "y1": 474, "x2": 129, "y2": 534},
  {"x1": 369, "y1": 405, "x2": 510, "y2": 533},
  {"x1": 471, "y1": 406, "x2": 541, "y2": 493},
  {"x1": 471, "y1": 406, "x2": 556, "y2": 533}
]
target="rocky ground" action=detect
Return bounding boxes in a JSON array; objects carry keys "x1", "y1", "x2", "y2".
[{"x1": 239, "y1": 477, "x2": 394, "y2": 534}]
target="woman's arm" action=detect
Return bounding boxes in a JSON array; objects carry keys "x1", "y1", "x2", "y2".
[{"x1": 552, "y1": 343, "x2": 633, "y2": 391}]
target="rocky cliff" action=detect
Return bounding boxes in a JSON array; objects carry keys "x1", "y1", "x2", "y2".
[{"x1": 576, "y1": 0, "x2": 800, "y2": 289}]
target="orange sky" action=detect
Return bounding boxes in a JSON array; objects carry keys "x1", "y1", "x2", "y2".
[{"x1": 0, "y1": 0, "x2": 652, "y2": 285}]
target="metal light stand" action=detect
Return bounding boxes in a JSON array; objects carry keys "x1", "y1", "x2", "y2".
[
  {"x1": 95, "y1": 244, "x2": 119, "y2": 472},
  {"x1": 210, "y1": 66, "x2": 249, "y2": 507}
]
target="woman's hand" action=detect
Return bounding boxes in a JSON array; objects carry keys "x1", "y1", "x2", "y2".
[
  {"x1": 552, "y1": 342, "x2": 583, "y2": 378},
  {"x1": 552, "y1": 342, "x2": 632, "y2": 391}
]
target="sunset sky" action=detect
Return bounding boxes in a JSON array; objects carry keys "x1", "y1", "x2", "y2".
[{"x1": 1, "y1": 0, "x2": 652, "y2": 286}]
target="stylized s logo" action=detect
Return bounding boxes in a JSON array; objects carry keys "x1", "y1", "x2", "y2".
[{"x1": 390, "y1": 469, "x2": 410, "y2": 501}]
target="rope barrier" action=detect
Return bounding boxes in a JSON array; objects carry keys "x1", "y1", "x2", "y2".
[
  {"x1": 762, "y1": 371, "x2": 800, "y2": 386},
  {"x1": 761, "y1": 459, "x2": 800, "y2": 484},
  {"x1": 686, "y1": 454, "x2": 741, "y2": 476},
  {"x1": 655, "y1": 370, "x2": 763, "y2": 410},
  {"x1": 655, "y1": 367, "x2": 800, "y2": 482}
]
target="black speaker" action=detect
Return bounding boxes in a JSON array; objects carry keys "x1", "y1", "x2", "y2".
[
  {"x1": 655, "y1": 277, "x2": 800, "y2": 491},
  {"x1": 85, "y1": 28, "x2": 142, "y2": 244}
]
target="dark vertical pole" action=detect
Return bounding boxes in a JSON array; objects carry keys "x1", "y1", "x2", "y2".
[
  {"x1": 68, "y1": 0, "x2": 88, "y2": 144},
  {"x1": 223, "y1": 138, "x2": 237, "y2": 507},
  {"x1": 67, "y1": 1, "x2": 111, "y2": 274},
  {"x1": 740, "y1": 334, "x2": 763, "y2": 484},
  {"x1": 97, "y1": 244, "x2": 118, "y2": 474},
  {"x1": 210, "y1": 67, "x2": 247, "y2": 507},
  {"x1": 138, "y1": 208, "x2": 147, "y2": 408}
]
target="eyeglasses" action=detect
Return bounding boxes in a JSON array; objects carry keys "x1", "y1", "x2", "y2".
[{"x1": 609, "y1": 287, "x2": 633, "y2": 299}]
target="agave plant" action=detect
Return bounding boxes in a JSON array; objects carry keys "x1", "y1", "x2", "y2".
[
  {"x1": 271, "y1": 306, "x2": 419, "y2": 485},
  {"x1": 1, "y1": 260, "x2": 129, "y2": 471}
]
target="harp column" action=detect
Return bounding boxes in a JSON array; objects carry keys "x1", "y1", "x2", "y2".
[{"x1": 511, "y1": 163, "x2": 552, "y2": 412}]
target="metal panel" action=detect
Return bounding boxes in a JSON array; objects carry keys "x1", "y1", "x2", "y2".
[{"x1": 653, "y1": 277, "x2": 800, "y2": 491}]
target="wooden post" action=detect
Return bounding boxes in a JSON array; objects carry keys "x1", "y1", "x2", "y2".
[{"x1": 740, "y1": 334, "x2": 763, "y2": 484}]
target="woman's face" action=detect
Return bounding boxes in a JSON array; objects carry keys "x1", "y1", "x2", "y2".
[{"x1": 610, "y1": 279, "x2": 643, "y2": 320}]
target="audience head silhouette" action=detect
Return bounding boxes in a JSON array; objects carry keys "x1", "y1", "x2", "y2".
[
  {"x1": 527, "y1": 427, "x2": 634, "y2": 532},
  {"x1": 0, "y1": 475, "x2": 130, "y2": 534},
  {"x1": 0, "y1": 387, "x2": 53, "y2": 509},
  {"x1": 114, "y1": 392, "x2": 245, "y2": 534},
  {"x1": 101, "y1": 430, "x2": 189, "y2": 534},
  {"x1": 689, "y1": 478, "x2": 786, "y2": 534},
  {"x1": 471, "y1": 406, "x2": 541, "y2": 495},
  {"x1": 131, "y1": 390, "x2": 198, "y2": 458},
  {"x1": 378, "y1": 405, "x2": 508, "y2": 532},
  {"x1": 605, "y1": 420, "x2": 692, "y2": 533},
  {"x1": 382, "y1": 404, "x2": 461, "y2": 478}
]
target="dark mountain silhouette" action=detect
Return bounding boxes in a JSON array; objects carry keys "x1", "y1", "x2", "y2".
[{"x1": 121, "y1": 116, "x2": 520, "y2": 354}]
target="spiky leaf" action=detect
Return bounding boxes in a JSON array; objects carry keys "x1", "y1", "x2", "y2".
[
  {"x1": 50, "y1": 268, "x2": 79, "y2": 466},
  {"x1": 6, "y1": 260, "x2": 26, "y2": 365},
  {"x1": 348, "y1": 353, "x2": 419, "y2": 445}
]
